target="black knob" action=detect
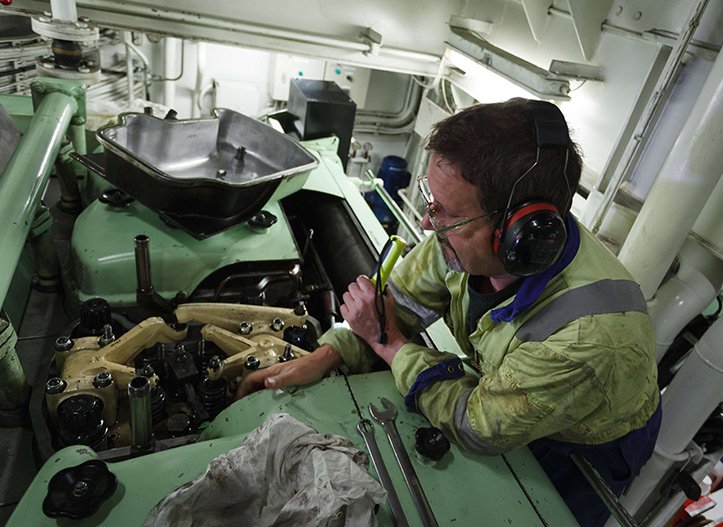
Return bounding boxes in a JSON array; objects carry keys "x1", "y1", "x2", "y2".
[
  {"x1": 99, "y1": 188, "x2": 134, "y2": 208},
  {"x1": 78, "y1": 298, "x2": 112, "y2": 337},
  {"x1": 248, "y1": 210, "x2": 277, "y2": 229},
  {"x1": 42, "y1": 460, "x2": 117, "y2": 519},
  {"x1": 415, "y1": 427, "x2": 450, "y2": 462},
  {"x1": 57, "y1": 395, "x2": 107, "y2": 448}
]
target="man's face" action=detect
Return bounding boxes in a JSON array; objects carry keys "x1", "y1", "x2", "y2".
[{"x1": 420, "y1": 154, "x2": 508, "y2": 277}]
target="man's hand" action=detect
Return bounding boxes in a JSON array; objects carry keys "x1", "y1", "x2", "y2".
[
  {"x1": 234, "y1": 344, "x2": 342, "y2": 400},
  {"x1": 341, "y1": 275, "x2": 407, "y2": 366}
]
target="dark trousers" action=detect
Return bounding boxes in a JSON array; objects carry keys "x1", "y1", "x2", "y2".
[{"x1": 529, "y1": 404, "x2": 662, "y2": 527}]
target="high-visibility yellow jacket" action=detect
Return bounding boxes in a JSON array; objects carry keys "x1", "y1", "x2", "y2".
[{"x1": 318, "y1": 219, "x2": 659, "y2": 453}]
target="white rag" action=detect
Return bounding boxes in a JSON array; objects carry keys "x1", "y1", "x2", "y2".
[{"x1": 144, "y1": 413, "x2": 386, "y2": 526}]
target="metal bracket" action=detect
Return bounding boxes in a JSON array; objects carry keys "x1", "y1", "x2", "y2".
[
  {"x1": 520, "y1": 0, "x2": 551, "y2": 42},
  {"x1": 549, "y1": 60, "x2": 604, "y2": 82},
  {"x1": 360, "y1": 27, "x2": 382, "y2": 56},
  {"x1": 448, "y1": 15, "x2": 494, "y2": 37},
  {"x1": 567, "y1": 0, "x2": 615, "y2": 62},
  {"x1": 30, "y1": 78, "x2": 86, "y2": 125},
  {"x1": 446, "y1": 28, "x2": 570, "y2": 101}
]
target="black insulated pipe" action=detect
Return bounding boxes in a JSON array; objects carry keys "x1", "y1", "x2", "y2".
[
  {"x1": 134, "y1": 234, "x2": 152, "y2": 295},
  {"x1": 128, "y1": 376, "x2": 154, "y2": 453},
  {"x1": 133, "y1": 235, "x2": 176, "y2": 322}
]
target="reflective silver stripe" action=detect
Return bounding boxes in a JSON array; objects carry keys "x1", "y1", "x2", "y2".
[
  {"x1": 454, "y1": 389, "x2": 510, "y2": 455},
  {"x1": 388, "y1": 280, "x2": 441, "y2": 327},
  {"x1": 515, "y1": 279, "x2": 647, "y2": 342}
]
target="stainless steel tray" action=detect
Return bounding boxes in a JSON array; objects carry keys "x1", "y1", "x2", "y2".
[{"x1": 93, "y1": 108, "x2": 318, "y2": 238}]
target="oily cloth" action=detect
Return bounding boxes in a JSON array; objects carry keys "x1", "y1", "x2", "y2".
[{"x1": 144, "y1": 413, "x2": 386, "y2": 527}]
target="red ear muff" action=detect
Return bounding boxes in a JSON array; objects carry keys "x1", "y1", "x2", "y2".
[
  {"x1": 494, "y1": 201, "x2": 566, "y2": 276},
  {"x1": 492, "y1": 101, "x2": 572, "y2": 276}
]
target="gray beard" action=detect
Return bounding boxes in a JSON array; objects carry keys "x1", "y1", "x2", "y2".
[{"x1": 438, "y1": 235, "x2": 464, "y2": 272}]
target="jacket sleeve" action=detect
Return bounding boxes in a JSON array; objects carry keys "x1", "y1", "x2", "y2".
[
  {"x1": 317, "y1": 234, "x2": 452, "y2": 374},
  {"x1": 391, "y1": 339, "x2": 610, "y2": 453}
]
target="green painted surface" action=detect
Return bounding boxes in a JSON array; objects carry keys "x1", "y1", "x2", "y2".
[
  {"x1": 347, "y1": 372, "x2": 577, "y2": 527},
  {"x1": 66, "y1": 199, "x2": 299, "y2": 307},
  {"x1": 0, "y1": 316, "x2": 28, "y2": 410},
  {"x1": 0, "y1": 94, "x2": 34, "y2": 132},
  {"x1": 0, "y1": 87, "x2": 79, "y2": 309},
  {"x1": 503, "y1": 448, "x2": 579, "y2": 525},
  {"x1": 64, "y1": 138, "x2": 387, "y2": 308},
  {"x1": 1, "y1": 244, "x2": 34, "y2": 330},
  {"x1": 8, "y1": 375, "x2": 359, "y2": 526},
  {"x1": 8, "y1": 372, "x2": 576, "y2": 526},
  {"x1": 30, "y1": 78, "x2": 86, "y2": 126}
]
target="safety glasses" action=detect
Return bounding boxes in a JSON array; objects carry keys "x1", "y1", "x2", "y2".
[{"x1": 417, "y1": 174, "x2": 500, "y2": 235}]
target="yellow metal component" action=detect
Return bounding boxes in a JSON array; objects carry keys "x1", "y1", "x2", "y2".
[
  {"x1": 201, "y1": 324, "x2": 310, "y2": 381},
  {"x1": 48, "y1": 317, "x2": 188, "y2": 426},
  {"x1": 104, "y1": 317, "x2": 188, "y2": 364},
  {"x1": 175, "y1": 303, "x2": 307, "y2": 334}
]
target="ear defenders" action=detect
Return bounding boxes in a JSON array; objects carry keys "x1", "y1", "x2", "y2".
[{"x1": 493, "y1": 101, "x2": 570, "y2": 277}]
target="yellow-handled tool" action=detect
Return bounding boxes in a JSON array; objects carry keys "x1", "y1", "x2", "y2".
[{"x1": 370, "y1": 235, "x2": 407, "y2": 288}]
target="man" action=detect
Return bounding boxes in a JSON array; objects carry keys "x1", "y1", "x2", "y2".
[{"x1": 238, "y1": 99, "x2": 661, "y2": 527}]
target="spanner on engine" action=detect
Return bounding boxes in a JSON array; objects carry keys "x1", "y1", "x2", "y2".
[
  {"x1": 357, "y1": 419, "x2": 409, "y2": 527},
  {"x1": 369, "y1": 397, "x2": 439, "y2": 527}
]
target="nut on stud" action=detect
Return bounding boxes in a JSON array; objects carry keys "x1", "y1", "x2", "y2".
[
  {"x1": 46, "y1": 377, "x2": 67, "y2": 394},
  {"x1": 54, "y1": 336, "x2": 74, "y2": 352},
  {"x1": 93, "y1": 371, "x2": 113, "y2": 388},
  {"x1": 245, "y1": 355, "x2": 260, "y2": 370}
]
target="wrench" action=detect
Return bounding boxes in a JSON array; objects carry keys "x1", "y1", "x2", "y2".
[
  {"x1": 369, "y1": 398, "x2": 439, "y2": 527},
  {"x1": 357, "y1": 419, "x2": 409, "y2": 527}
]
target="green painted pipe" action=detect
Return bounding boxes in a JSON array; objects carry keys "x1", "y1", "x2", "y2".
[
  {"x1": 0, "y1": 90, "x2": 78, "y2": 307},
  {"x1": 0, "y1": 316, "x2": 28, "y2": 412}
]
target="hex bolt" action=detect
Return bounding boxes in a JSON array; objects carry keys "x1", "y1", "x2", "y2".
[
  {"x1": 97, "y1": 324, "x2": 116, "y2": 347},
  {"x1": 270, "y1": 318, "x2": 284, "y2": 332},
  {"x1": 245, "y1": 355, "x2": 260, "y2": 370},
  {"x1": 217, "y1": 169, "x2": 227, "y2": 178},
  {"x1": 54, "y1": 336, "x2": 73, "y2": 352},
  {"x1": 93, "y1": 371, "x2": 113, "y2": 388},
  {"x1": 239, "y1": 322, "x2": 253, "y2": 335},
  {"x1": 293, "y1": 303, "x2": 307, "y2": 316},
  {"x1": 46, "y1": 377, "x2": 67, "y2": 394}
]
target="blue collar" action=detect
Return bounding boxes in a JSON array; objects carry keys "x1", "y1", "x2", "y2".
[{"x1": 490, "y1": 214, "x2": 580, "y2": 323}]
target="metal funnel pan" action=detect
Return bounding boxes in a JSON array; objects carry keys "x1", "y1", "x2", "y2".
[{"x1": 95, "y1": 108, "x2": 318, "y2": 238}]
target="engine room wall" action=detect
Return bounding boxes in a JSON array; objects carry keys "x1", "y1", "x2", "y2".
[{"x1": 20, "y1": 0, "x2": 717, "y2": 193}]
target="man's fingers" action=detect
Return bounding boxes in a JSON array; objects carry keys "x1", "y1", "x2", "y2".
[
  {"x1": 355, "y1": 275, "x2": 374, "y2": 293},
  {"x1": 235, "y1": 371, "x2": 264, "y2": 399},
  {"x1": 264, "y1": 369, "x2": 288, "y2": 389}
]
